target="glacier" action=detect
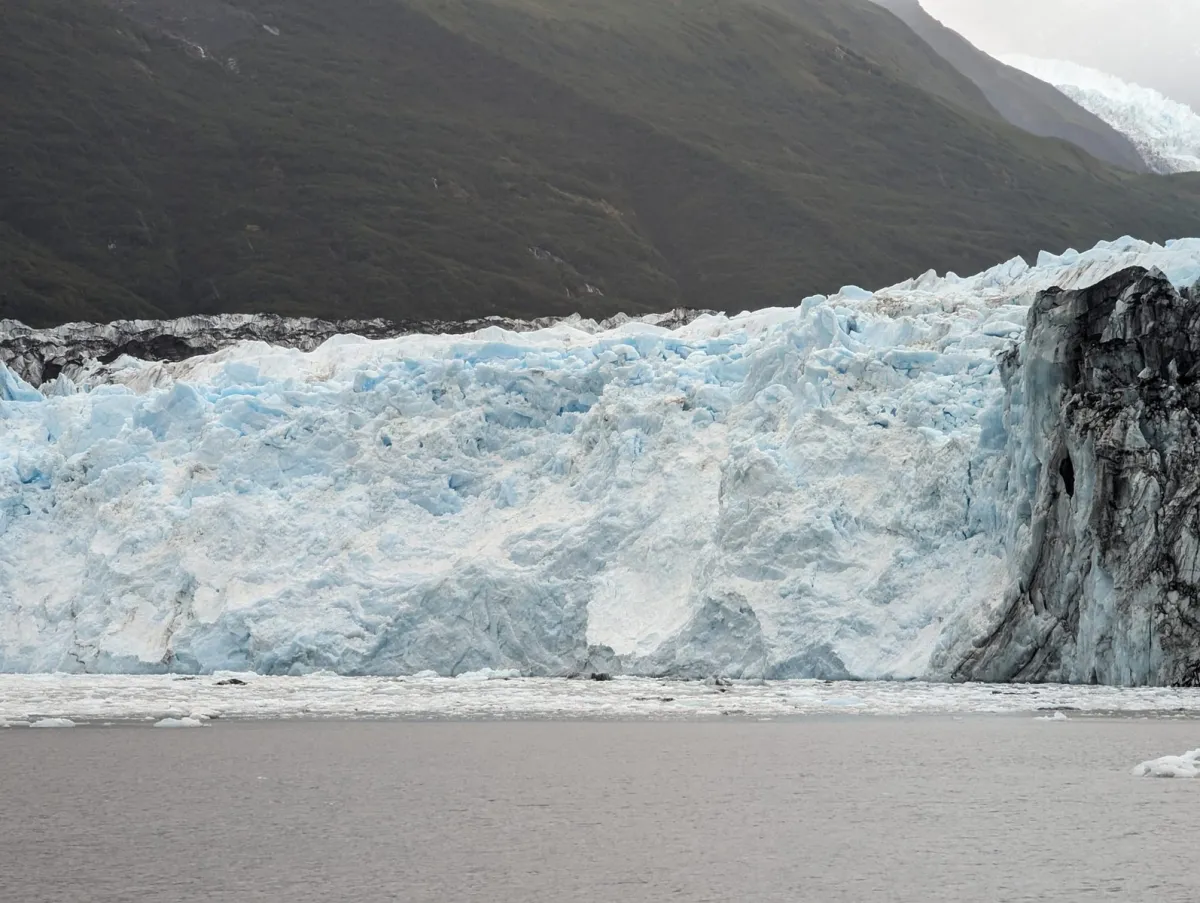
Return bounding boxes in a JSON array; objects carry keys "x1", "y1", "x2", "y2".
[
  {"x1": 1001, "y1": 55, "x2": 1200, "y2": 174},
  {"x1": 3, "y1": 237, "x2": 1200, "y2": 681},
  {"x1": 0, "y1": 309, "x2": 708, "y2": 387}
]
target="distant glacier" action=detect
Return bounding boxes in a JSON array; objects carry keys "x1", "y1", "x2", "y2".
[
  {"x1": 3, "y1": 237, "x2": 1200, "y2": 683},
  {"x1": 1002, "y1": 55, "x2": 1200, "y2": 174}
]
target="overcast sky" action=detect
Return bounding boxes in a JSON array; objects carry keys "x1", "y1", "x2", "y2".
[{"x1": 918, "y1": 0, "x2": 1200, "y2": 109}]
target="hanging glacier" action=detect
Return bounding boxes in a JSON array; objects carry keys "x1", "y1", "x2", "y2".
[{"x1": 3, "y1": 237, "x2": 1200, "y2": 681}]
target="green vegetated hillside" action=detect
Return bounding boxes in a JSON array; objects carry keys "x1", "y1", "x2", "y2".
[{"x1": 4, "y1": 0, "x2": 1200, "y2": 327}]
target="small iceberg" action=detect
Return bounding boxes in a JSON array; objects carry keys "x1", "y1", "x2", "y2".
[
  {"x1": 154, "y1": 716, "x2": 207, "y2": 728},
  {"x1": 1035, "y1": 711, "x2": 1070, "y2": 722},
  {"x1": 455, "y1": 668, "x2": 521, "y2": 681},
  {"x1": 1132, "y1": 749, "x2": 1200, "y2": 778}
]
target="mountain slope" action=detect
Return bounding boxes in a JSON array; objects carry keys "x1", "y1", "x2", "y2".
[
  {"x1": 919, "y1": 0, "x2": 1200, "y2": 114},
  {"x1": 866, "y1": 0, "x2": 1148, "y2": 172},
  {"x1": 751, "y1": 0, "x2": 998, "y2": 118},
  {"x1": 6, "y1": 0, "x2": 1200, "y2": 327},
  {"x1": 1001, "y1": 56, "x2": 1200, "y2": 175}
]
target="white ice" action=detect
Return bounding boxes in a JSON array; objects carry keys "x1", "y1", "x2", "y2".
[
  {"x1": 1001, "y1": 56, "x2": 1200, "y2": 174},
  {"x1": 3, "y1": 238, "x2": 1200, "y2": 679},
  {"x1": 153, "y1": 716, "x2": 207, "y2": 728},
  {"x1": 454, "y1": 668, "x2": 523, "y2": 681},
  {"x1": 1132, "y1": 749, "x2": 1200, "y2": 778},
  {"x1": 2, "y1": 674, "x2": 1200, "y2": 723},
  {"x1": 29, "y1": 717, "x2": 76, "y2": 728}
]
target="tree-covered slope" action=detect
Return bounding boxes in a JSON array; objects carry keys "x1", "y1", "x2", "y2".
[{"x1": 4, "y1": 0, "x2": 1200, "y2": 327}]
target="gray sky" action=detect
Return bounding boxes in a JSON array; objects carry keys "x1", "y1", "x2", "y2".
[{"x1": 918, "y1": 0, "x2": 1200, "y2": 110}]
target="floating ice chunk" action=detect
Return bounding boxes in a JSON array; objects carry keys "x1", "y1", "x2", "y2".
[
  {"x1": 1035, "y1": 711, "x2": 1070, "y2": 721},
  {"x1": 154, "y1": 716, "x2": 207, "y2": 728},
  {"x1": 29, "y1": 717, "x2": 75, "y2": 728},
  {"x1": 455, "y1": 668, "x2": 522, "y2": 681},
  {"x1": 410, "y1": 670, "x2": 441, "y2": 679},
  {"x1": 1132, "y1": 749, "x2": 1200, "y2": 778}
]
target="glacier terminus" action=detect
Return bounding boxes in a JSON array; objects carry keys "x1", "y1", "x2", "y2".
[{"x1": 3, "y1": 237, "x2": 1200, "y2": 684}]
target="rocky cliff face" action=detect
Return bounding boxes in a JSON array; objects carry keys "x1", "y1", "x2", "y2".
[{"x1": 955, "y1": 267, "x2": 1200, "y2": 685}]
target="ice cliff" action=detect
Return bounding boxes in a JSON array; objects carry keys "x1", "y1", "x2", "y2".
[{"x1": 3, "y1": 238, "x2": 1200, "y2": 682}]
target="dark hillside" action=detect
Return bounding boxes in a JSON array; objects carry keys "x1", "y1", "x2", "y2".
[{"x1": 4, "y1": 0, "x2": 1200, "y2": 327}]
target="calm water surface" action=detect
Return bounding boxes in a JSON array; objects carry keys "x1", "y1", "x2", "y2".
[{"x1": 5, "y1": 718, "x2": 1199, "y2": 902}]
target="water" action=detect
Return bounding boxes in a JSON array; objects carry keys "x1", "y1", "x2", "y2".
[{"x1": 5, "y1": 717, "x2": 1199, "y2": 902}]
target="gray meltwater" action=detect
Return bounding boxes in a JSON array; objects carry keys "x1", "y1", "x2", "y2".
[{"x1": 4, "y1": 718, "x2": 1199, "y2": 902}]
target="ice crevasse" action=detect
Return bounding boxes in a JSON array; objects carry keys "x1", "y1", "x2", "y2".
[{"x1": 3, "y1": 237, "x2": 1200, "y2": 682}]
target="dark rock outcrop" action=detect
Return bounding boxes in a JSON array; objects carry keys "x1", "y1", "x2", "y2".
[{"x1": 956, "y1": 267, "x2": 1200, "y2": 685}]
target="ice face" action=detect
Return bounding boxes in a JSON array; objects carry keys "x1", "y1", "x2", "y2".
[{"x1": 3, "y1": 238, "x2": 1200, "y2": 679}]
